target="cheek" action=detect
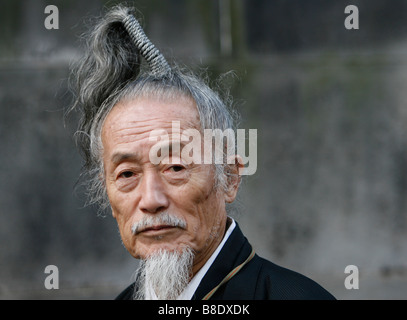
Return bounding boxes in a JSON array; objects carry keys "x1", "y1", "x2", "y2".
[
  {"x1": 109, "y1": 193, "x2": 136, "y2": 247},
  {"x1": 198, "y1": 194, "x2": 225, "y2": 231},
  {"x1": 113, "y1": 210, "x2": 131, "y2": 245},
  {"x1": 179, "y1": 181, "x2": 226, "y2": 243},
  {"x1": 182, "y1": 166, "x2": 217, "y2": 200}
]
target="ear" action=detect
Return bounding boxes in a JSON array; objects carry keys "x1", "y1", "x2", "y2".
[{"x1": 224, "y1": 155, "x2": 244, "y2": 203}]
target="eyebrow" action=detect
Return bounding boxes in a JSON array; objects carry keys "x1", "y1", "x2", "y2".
[
  {"x1": 109, "y1": 140, "x2": 197, "y2": 166},
  {"x1": 111, "y1": 152, "x2": 142, "y2": 165}
]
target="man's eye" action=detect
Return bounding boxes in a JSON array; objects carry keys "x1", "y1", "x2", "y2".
[
  {"x1": 170, "y1": 165, "x2": 185, "y2": 172},
  {"x1": 119, "y1": 171, "x2": 134, "y2": 178}
]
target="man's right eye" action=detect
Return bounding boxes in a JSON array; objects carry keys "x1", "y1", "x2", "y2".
[{"x1": 119, "y1": 171, "x2": 134, "y2": 178}]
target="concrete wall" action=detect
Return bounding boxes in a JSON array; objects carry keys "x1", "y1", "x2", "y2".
[{"x1": 1, "y1": 0, "x2": 406, "y2": 299}]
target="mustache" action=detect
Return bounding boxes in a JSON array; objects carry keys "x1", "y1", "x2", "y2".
[{"x1": 131, "y1": 212, "x2": 187, "y2": 235}]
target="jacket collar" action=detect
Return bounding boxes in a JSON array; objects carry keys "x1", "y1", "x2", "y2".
[{"x1": 192, "y1": 221, "x2": 253, "y2": 300}]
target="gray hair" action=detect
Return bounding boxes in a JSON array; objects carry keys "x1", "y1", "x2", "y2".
[{"x1": 70, "y1": 5, "x2": 238, "y2": 210}]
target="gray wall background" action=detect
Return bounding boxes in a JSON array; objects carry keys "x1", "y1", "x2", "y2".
[{"x1": 1, "y1": 0, "x2": 406, "y2": 299}]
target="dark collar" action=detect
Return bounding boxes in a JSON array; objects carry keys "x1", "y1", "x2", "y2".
[{"x1": 192, "y1": 222, "x2": 253, "y2": 300}]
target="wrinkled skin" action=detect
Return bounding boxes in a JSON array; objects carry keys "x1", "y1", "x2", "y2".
[{"x1": 101, "y1": 95, "x2": 241, "y2": 275}]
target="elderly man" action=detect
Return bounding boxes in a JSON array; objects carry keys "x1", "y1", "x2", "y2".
[{"x1": 71, "y1": 5, "x2": 335, "y2": 300}]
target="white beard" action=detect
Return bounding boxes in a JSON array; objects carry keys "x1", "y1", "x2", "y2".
[{"x1": 132, "y1": 247, "x2": 194, "y2": 300}]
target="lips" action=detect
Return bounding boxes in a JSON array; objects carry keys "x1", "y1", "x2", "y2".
[{"x1": 137, "y1": 225, "x2": 177, "y2": 234}]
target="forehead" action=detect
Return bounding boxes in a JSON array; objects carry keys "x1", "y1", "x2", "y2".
[{"x1": 101, "y1": 95, "x2": 201, "y2": 155}]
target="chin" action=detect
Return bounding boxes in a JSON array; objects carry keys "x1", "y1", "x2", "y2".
[{"x1": 135, "y1": 242, "x2": 194, "y2": 259}]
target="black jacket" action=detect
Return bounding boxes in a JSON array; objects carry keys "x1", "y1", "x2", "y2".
[{"x1": 115, "y1": 223, "x2": 335, "y2": 300}]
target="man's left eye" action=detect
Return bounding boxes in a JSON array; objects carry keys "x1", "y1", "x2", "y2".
[{"x1": 170, "y1": 165, "x2": 185, "y2": 172}]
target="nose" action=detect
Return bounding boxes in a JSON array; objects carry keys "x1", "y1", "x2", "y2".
[{"x1": 138, "y1": 170, "x2": 169, "y2": 214}]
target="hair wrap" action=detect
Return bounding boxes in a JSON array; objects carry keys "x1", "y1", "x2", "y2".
[{"x1": 122, "y1": 13, "x2": 171, "y2": 76}]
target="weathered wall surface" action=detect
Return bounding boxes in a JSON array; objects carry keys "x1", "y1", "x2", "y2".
[{"x1": 1, "y1": 0, "x2": 406, "y2": 299}]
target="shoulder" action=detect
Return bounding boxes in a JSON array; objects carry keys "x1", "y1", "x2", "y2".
[
  {"x1": 255, "y1": 256, "x2": 335, "y2": 300},
  {"x1": 252, "y1": 256, "x2": 336, "y2": 300}
]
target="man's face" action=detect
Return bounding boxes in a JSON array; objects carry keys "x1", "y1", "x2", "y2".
[{"x1": 101, "y1": 95, "x2": 231, "y2": 272}]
